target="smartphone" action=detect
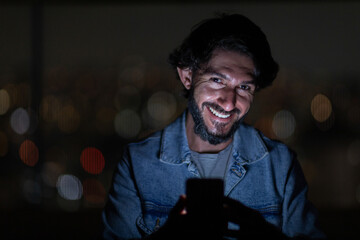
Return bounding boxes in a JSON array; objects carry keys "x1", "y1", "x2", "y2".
[{"x1": 186, "y1": 178, "x2": 225, "y2": 238}]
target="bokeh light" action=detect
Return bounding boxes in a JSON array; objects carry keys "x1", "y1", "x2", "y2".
[
  {"x1": 42, "y1": 161, "x2": 64, "y2": 187},
  {"x1": 82, "y1": 178, "x2": 106, "y2": 205},
  {"x1": 80, "y1": 147, "x2": 105, "y2": 175},
  {"x1": 114, "y1": 109, "x2": 141, "y2": 139},
  {"x1": 120, "y1": 67, "x2": 145, "y2": 89},
  {"x1": 0, "y1": 131, "x2": 8, "y2": 157},
  {"x1": 0, "y1": 89, "x2": 10, "y2": 115},
  {"x1": 40, "y1": 95, "x2": 62, "y2": 123},
  {"x1": 10, "y1": 107, "x2": 30, "y2": 135},
  {"x1": 347, "y1": 140, "x2": 360, "y2": 166},
  {"x1": 272, "y1": 110, "x2": 296, "y2": 139},
  {"x1": 147, "y1": 91, "x2": 177, "y2": 122},
  {"x1": 253, "y1": 117, "x2": 275, "y2": 139},
  {"x1": 19, "y1": 140, "x2": 39, "y2": 167},
  {"x1": 56, "y1": 174, "x2": 83, "y2": 201},
  {"x1": 311, "y1": 94, "x2": 332, "y2": 122},
  {"x1": 118, "y1": 55, "x2": 146, "y2": 89},
  {"x1": 57, "y1": 104, "x2": 81, "y2": 133},
  {"x1": 4, "y1": 83, "x2": 31, "y2": 108},
  {"x1": 3, "y1": 84, "x2": 16, "y2": 109},
  {"x1": 26, "y1": 109, "x2": 39, "y2": 135}
]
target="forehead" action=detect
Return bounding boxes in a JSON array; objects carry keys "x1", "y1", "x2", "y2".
[{"x1": 201, "y1": 49, "x2": 255, "y2": 80}]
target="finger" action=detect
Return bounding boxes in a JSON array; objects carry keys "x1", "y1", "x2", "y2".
[{"x1": 169, "y1": 195, "x2": 187, "y2": 217}]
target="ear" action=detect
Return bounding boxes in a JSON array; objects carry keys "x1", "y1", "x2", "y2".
[{"x1": 177, "y1": 67, "x2": 192, "y2": 90}]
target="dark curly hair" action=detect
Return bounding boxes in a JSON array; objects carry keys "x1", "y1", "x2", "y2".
[{"x1": 168, "y1": 13, "x2": 279, "y2": 97}]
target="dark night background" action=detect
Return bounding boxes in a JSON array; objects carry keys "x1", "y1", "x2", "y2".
[{"x1": 1, "y1": 1, "x2": 360, "y2": 239}]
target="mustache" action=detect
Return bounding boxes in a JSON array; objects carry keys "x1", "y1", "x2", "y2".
[{"x1": 202, "y1": 102, "x2": 241, "y2": 115}]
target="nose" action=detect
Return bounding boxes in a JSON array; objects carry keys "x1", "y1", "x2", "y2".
[{"x1": 217, "y1": 88, "x2": 236, "y2": 112}]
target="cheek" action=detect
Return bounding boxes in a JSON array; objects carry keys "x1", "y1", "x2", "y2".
[
  {"x1": 193, "y1": 86, "x2": 217, "y2": 105},
  {"x1": 236, "y1": 96, "x2": 253, "y2": 112}
]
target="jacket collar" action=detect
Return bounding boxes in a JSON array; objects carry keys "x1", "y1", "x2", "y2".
[
  {"x1": 160, "y1": 111, "x2": 269, "y2": 165},
  {"x1": 160, "y1": 111, "x2": 191, "y2": 164},
  {"x1": 231, "y1": 123, "x2": 269, "y2": 165}
]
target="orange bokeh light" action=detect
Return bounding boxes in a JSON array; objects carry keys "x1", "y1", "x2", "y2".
[
  {"x1": 19, "y1": 140, "x2": 39, "y2": 167},
  {"x1": 80, "y1": 147, "x2": 105, "y2": 175}
]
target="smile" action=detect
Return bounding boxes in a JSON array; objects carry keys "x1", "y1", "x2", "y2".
[{"x1": 208, "y1": 106, "x2": 231, "y2": 119}]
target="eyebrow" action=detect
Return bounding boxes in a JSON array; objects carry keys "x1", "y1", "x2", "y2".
[{"x1": 201, "y1": 67, "x2": 256, "y2": 84}]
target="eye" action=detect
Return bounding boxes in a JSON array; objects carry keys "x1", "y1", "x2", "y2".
[
  {"x1": 240, "y1": 84, "x2": 251, "y2": 90},
  {"x1": 210, "y1": 77, "x2": 222, "y2": 84},
  {"x1": 237, "y1": 84, "x2": 255, "y2": 96}
]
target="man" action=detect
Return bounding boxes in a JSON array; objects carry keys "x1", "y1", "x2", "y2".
[{"x1": 101, "y1": 14, "x2": 326, "y2": 239}]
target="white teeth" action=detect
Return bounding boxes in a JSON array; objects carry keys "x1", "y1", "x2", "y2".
[{"x1": 209, "y1": 107, "x2": 231, "y2": 119}]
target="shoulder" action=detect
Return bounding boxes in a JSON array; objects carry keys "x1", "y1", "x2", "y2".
[
  {"x1": 261, "y1": 131, "x2": 295, "y2": 157},
  {"x1": 242, "y1": 125, "x2": 304, "y2": 188},
  {"x1": 251, "y1": 123, "x2": 292, "y2": 151},
  {"x1": 255, "y1": 128, "x2": 299, "y2": 176},
  {"x1": 117, "y1": 130, "x2": 164, "y2": 173},
  {"x1": 239, "y1": 123, "x2": 294, "y2": 153},
  {"x1": 240, "y1": 123, "x2": 295, "y2": 164}
]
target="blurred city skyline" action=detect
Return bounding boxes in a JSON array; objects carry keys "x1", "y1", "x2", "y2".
[{"x1": 1, "y1": 2, "x2": 360, "y2": 239}]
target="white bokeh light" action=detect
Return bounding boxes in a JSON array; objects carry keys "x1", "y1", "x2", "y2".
[
  {"x1": 56, "y1": 174, "x2": 83, "y2": 201},
  {"x1": 10, "y1": 107, "x2": 30, "y2": 135},
  {"x1": 272, "y1": 110, "x2": 296, "y2": 139},
  {"x1": 114, "y1": 109, "x2": 141, "y2": 139},
  {"x1": 147, "y1": 91, "x2": 177, "y2": 122}
]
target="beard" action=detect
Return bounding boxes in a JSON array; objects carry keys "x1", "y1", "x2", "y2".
[{"x1": 187, "y1": 88, "x2": 243, "y2": 145}]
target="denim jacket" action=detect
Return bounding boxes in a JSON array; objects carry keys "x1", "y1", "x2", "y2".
[{"x1": 101, "y1": 111, "x2": 325, "y2": 239}]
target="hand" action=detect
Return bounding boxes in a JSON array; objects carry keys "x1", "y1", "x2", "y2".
[
  {"x1": 147, "y1": 195, "x2": 290, "y2": 240},
  {"x1": 145, "y1": 195, "x2": 190, "y2": 240},
  {"x1": 223, "y1": 197, "x2": 289, "y2": 240},
  {"x1": 147, "y1": 195, "x2": 224, "y2": 240}
]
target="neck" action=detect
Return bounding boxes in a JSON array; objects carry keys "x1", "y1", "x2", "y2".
[{"x1": 185, "y1": 112, "x2": 233, "y2": 153}]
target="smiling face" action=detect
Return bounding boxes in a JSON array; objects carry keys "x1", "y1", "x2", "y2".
[{"x1": 178, "y1": 49, "x2": 256, "y2": 147}]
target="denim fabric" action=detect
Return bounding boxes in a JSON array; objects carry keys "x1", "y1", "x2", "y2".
[{"x1": 101, "y1": 111, "x2": 326, "y2": 239}]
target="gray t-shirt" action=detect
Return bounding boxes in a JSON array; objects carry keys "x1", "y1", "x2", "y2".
[{"x1": 190, "y1": 143, "x2": 233, "y2": 179}]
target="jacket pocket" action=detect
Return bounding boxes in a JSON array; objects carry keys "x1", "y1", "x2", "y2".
[
  {"x1": 136, "y1": 201, "x2": 172, "y2": 235},
  {"x1": 227, "y1": 203, "x2": 282, "y2": 232},
  {"x1": 252, "y1": 204, "x2": 282, "y2": 227}
]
